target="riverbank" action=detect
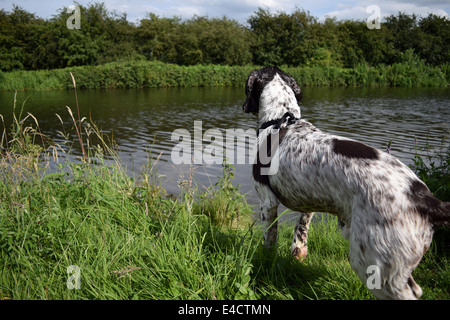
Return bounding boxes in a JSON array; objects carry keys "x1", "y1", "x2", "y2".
[
  {"x1": 0, "y1": 97, "x2": 448, "y2": 300},
  {"x1": 1, "y1": 140, "x2": 448, "y2": 300},
  {"x1": 0, "y1": 60, "x2": 448, "y2": 91}
]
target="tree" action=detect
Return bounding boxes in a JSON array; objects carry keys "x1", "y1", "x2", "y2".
[
  {"x1": 183, "y1": 16, "x2": 251, "y2": 65},
  {"x1": 417, "y1": 14, "x2": 450, "y2": 65},
  {"x1": 247, "y1": 8, "x2": 316, "y2": 66},
  {"x1": 0, "y1": 6, "x2": 39, "y2": 70},
  {"x1": 0, "y1": 4, "x2": 448, "y2": 71},
  {"x1": 384, "y1": 12, "x2": 421, "y2": 63},
  {"x1": 136, "y1": 13, "x2": 181, "y2": 63}
]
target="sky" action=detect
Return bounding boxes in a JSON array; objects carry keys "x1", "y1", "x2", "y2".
[{"x1": 1, "y1": 0, "x2": 449, "y2": 24}]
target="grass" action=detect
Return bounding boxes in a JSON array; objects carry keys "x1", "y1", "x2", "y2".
[
  {"x1": 0, "y1": 59, "x2": 448, "y2": 91},
  {"x1": 0, "y1": 91, "x2": 448, "y2": 300},
  {"x1": 410, "y1": 134, "x2": 450, "y2": 258}
]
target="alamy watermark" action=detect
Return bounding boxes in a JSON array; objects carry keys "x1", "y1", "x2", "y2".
[
  {"x1": 67, "y1": 5, "x2": 81, "y2": 30},
  {"x1": 170, "y1": 121, "x2": 279, "y2": 175},
  {"x1": 67, "y1": 265, "x2": 81, "y2": 289},
  {"x1": 366, "y1": 265, "x2": 381, "y2": 290},
  {"x1": 366, "y1": 5, "x2": 381, "y2": 29}
]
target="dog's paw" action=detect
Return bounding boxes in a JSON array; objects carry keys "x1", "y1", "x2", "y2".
[{"x1": 292, "y1": 246, "x2": 308, "y2": 262}]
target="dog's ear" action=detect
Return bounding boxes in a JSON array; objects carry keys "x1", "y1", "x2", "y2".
[
  {"x1": 284, "y1": 74, "x2": 302, "y2": 103},
  {"x1": 242, "y1": 70, "x2": 260, "y2": 113}
]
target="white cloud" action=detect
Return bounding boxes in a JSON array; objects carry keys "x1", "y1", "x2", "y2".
[
  {"x1": 380, "y1": 1, "x2": 449, "y2": 18},
  {"x1": 2, "y1": 0, "x2": 449, "y2": 23},
  {"x1": 325, "y1": 5, "x2": 367, "y2": 21},
  {"x1": 168, "y1": 6, "x2": 202, "y2": 18},
  {"x1": 323, "y1": 0, "x2": 449, "y2": 21}
]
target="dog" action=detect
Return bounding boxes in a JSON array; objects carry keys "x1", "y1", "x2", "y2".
[{"x1": 242, "y1": 66, "x2": 450, "y2": 300}]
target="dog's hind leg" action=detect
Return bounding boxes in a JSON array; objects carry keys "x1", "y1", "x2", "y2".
[
  {"x1": 291, "y1": 212, "x2": 314, "y2": 261},
  {"x1": 348, "y1": 217, "x2": 428, "y2": 300},
  {"x1": 255, "y1": 182, "x2": 279, "y2": 248}
]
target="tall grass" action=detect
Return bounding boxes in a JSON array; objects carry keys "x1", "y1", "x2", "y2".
[
  {"x1": 410, "y1": 136, "x2": 450, "y2": 202},
  {"x1": 286, "y1": 62, "x2": 448, "y2": 88},
  {"x1": 0, "y1": 60, "x2": 448, "y2": 91},
  {"x1": 0, "y1": 92, "x2": 259, "y2": 299},
  {"x1": 0, "y1": 90, "x2": 448, "y2": 300},
  {"x1": 0, "y1": 61, "x2": 254, "y2": 91},
  {"x1": 409, "y1": 135, "x2": 450, "y2": 258}
]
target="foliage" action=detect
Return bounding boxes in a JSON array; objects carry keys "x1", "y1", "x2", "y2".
[
  {"x1": 136, "y1": 14, "x2": 251, "y2": 66},
  {"x1": 247, "y1": 8, "x2": 318, "y2": 66},
  {"x1": 0, "y1": 60, "x2": 447, "y2": 91},
  {"x1": 0, "y1": 3, "x2": 449, "y2": 71}
]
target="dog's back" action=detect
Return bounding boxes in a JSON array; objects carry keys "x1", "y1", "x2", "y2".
[{"x1": 265, "y1": 119, "x2": 449, "y2": 226}]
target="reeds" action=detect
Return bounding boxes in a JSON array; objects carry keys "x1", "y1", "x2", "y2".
[
  {"x1": 1, "y1": 60, "x2": 448, "y2": 91},
  {"x1": 68, "y1": 72, "x2": 87, "y2": 161}
]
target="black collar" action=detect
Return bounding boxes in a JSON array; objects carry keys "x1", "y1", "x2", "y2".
[{"x1": 258, "y1": 112, "x2": 299, "y2": 136}]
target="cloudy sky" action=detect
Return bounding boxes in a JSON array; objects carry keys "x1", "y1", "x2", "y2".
[{"x1": 1, "y1": 0, "x2": 449, "y2": 24}]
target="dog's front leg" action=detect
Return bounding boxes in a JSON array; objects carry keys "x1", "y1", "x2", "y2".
[
  {"x1": 261, "y1": 204, "x2": 278, "y2": 248},
  {"x1": 291, "y1": 212, "x2": 314, "y2": 261},
  {"x1": 255, "y1": 182, "x2": 279, "y2": 248}
]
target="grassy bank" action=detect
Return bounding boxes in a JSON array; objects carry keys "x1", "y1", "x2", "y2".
[
  {"x1": 0, "y1": 60, "x2": 448, "y2": 91},
  {"x1": 0, "y1": 96, "x2": 449, "y2": 300}
]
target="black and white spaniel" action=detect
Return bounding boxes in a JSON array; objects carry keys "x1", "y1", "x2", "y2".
[{"x1": 243, "y1": 66, "x2": 449, "y2": 300}]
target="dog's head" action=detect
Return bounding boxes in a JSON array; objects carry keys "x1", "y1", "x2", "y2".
[{"x1": 242, "y1": 66, "x2": 302, "y2": 113}]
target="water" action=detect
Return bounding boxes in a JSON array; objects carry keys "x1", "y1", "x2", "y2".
[{"x1": 1, "y1": 86, "x2": 449, "y2": 214}]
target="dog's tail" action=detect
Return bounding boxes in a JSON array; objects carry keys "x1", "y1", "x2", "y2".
[
  {"x1": 410, "y1": 180, "x2": 450, "y2": 229},
  {"x1": 430, "y1": 201, "x2": 450, "y2": 229}
]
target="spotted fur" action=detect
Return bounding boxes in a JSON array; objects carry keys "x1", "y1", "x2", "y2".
[{"x1": 243, "y1": 66, "x2": 450, "y2": 300}]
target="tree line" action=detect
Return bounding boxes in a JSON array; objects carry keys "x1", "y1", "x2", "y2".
[{"x1": 0, "y1": 3, "x2": 449, "y2": 72}]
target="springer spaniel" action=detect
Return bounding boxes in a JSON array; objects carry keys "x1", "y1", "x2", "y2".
[{"x1": 242, "y1": 66, "x2": 449, "y2": 300}]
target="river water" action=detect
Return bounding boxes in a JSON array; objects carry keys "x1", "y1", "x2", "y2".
[{"x1": 1, "y1": 86, "x2": 449, "y2": 215}]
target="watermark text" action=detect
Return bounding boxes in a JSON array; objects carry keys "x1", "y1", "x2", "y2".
[
  {"x1": 67, "y1": 5, "x2": 81, "y2": 30},
  {"x1": 67, "y1": 265, "x2": 81, "y2": 289},
  {"x1": 366, "y1": 5, "x2": 381, "y2": 29}
]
